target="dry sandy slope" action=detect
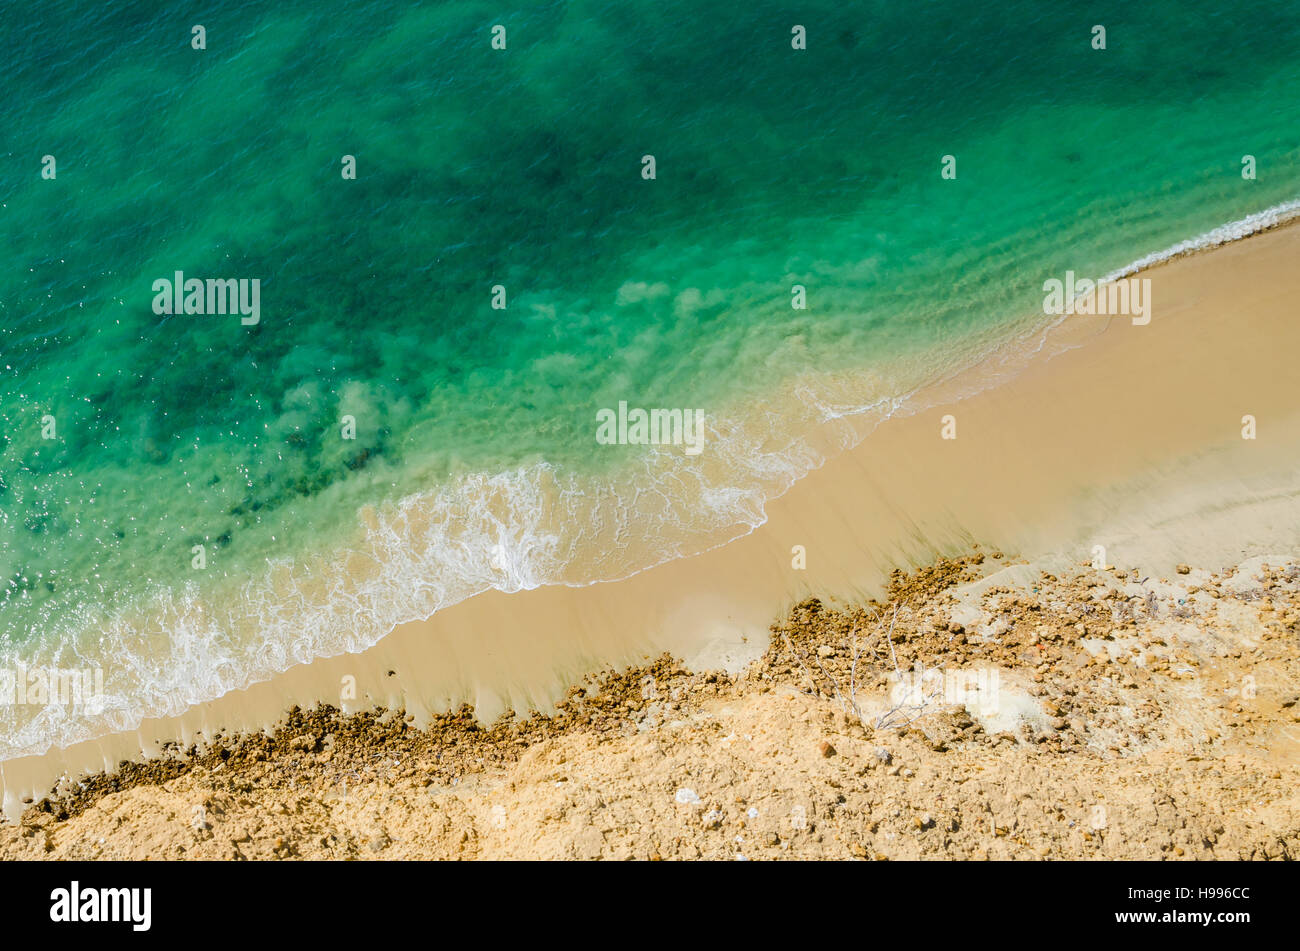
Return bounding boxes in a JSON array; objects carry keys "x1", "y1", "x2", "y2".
[{"x1": 4, "y1": 551, "x2": 1298, "y2": 860}]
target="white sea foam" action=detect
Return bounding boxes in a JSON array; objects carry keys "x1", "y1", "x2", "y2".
[
  {"x1": 0, "y1": 420, "x2": 828, "y2": 760},
  {"x1": 1101, "y1": 198, "x2": 1300, "y2": 282}
]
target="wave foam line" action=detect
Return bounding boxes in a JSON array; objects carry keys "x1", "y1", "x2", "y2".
[{"x1": 1103, "y1": 198, "x2": 1300, "y2": 282}]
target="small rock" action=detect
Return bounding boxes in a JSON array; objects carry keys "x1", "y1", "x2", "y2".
[{"x1": 674, "y1": 787, "x2": 701, "y2": 806}]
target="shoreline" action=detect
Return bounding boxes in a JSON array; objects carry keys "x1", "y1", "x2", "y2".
[
  {"x1": 5, "y1": 217, "x2": 1300, "y2": 818},
  {"x1": 6, "y1": 550, "x2": 1298, "y2": 859}
]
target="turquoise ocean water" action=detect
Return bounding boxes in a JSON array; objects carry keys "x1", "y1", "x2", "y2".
[{"x1": 2, "y1": 0, "x2": 1299, "y2": 757}]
